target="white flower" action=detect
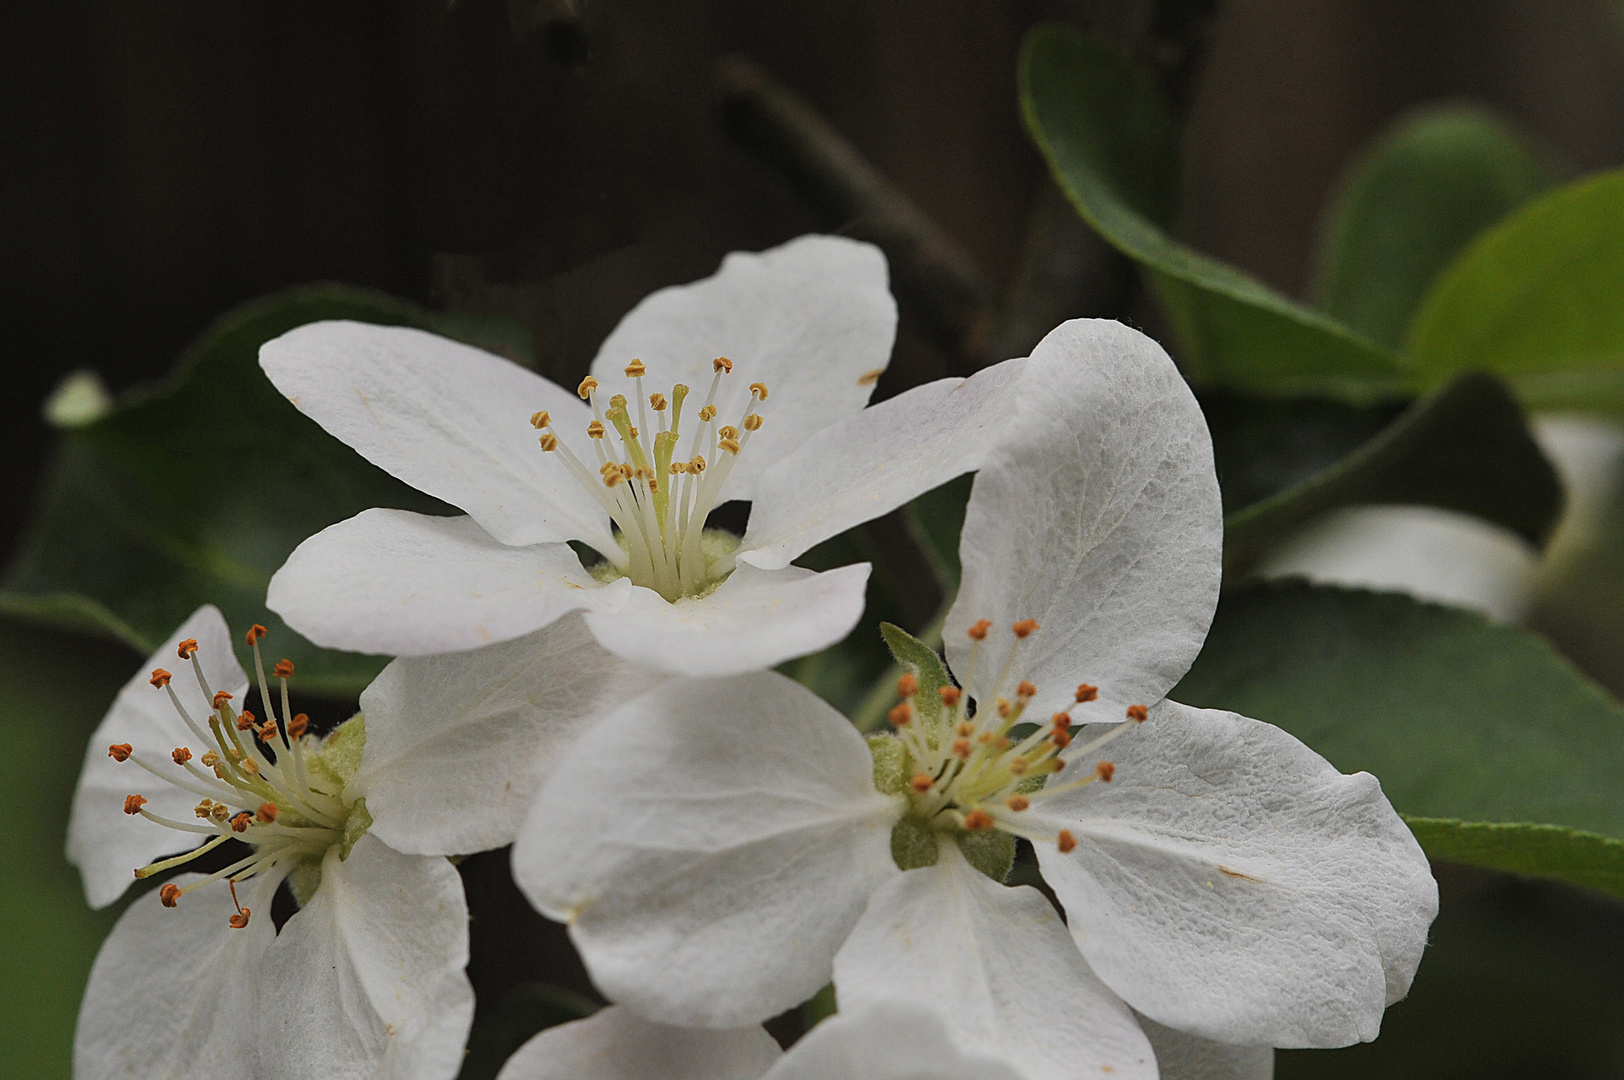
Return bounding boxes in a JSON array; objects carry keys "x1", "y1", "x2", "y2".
[
  {"x1": 509, "y1": 320, "x2": 1438, "y2": 1077},
  {"x1": 65, "y1": 606, "x2": 473, "y2": 1080},
  {"x1": 260, "y1": 235, "x2": 1023, "y2": 676},
  {"x1": 491, "y1": 1003, "x2": 1270, "y2": 1080}
]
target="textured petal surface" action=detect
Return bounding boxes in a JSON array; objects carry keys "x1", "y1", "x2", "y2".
[
  {"x1": 75, "y1": 872, "x2": 274, "y2": 1080},
  {"x1": 581, "y1": 561, "x2": 871, "y2": 676},
  {"x1": 495, "y1": 1006, "x2": 782, "y2": 1080},
  {"x1": 257, "y1": 836, "x2": 473, "y2": 1080},
  {"x1": 355, "y1": 613, "x2": 664, "y2": 855},
  {"x1": 268, "y1": 508, "x2": 600, "y2": 656},
  {"x1": 764, "y1": 1005, "x2": 1027, "y2": 1080},
  {"x1": 590, "y1": 235, "x2": 897, "y2": 501},
  {"x1": 1137, "y1": 1016, "x2": 1274, "y2": 1080},
  {"x1": 946, "y1": 319, "x2": 1223, "y2": 722},
  {"x1": 261, "y1": 320, "x2": 610, "y2": 550},
  {"x1": 1031, "y1": 701, "x2": 1438, "y2": 1048},
  {"x1": 740, "y1": 359, "x2": 1026, "y2": 570},
  {"x1": 835, "y1": 844, "x2": 1155, "y2": 1080},
  {"x1": 513, "y1": 672, "x2": 902, "y2": 1027},
  {"x1": 66, "y1": 606, "x2": 250, "y2": 908}
]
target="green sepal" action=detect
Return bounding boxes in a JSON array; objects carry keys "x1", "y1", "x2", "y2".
[
  {"x1": 288, "y1": 859, "x2": 323, "y2": 907},
  {"x1": 890, "y1": 815, "x2": 940, "y2": 871},
  {"x1": 866, "y1": 734, "x2": 909, "y2": 797},
  {"x1": 959, "y1": 829, "x2": 1016, "y2": 883},
  {"x1": 340, "y1": 798, "x2": 373, "y2": 861},
  {"x1": 316, "y1": 713, "x2": 366, "y2": 789},
  {"x1": 879, "y1": 622, "x2": 954, "y2": 737}
]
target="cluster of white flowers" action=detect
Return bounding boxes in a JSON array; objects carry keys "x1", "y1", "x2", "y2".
[{"x1": 67, "y1": 235, "x2": 1437, "y2": 1079}]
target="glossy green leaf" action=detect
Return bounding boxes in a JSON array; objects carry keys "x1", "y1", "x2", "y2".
[
  {"x1": 1019, "y1": 24, "x2": 1403, "y2": 398},
  {"x1": 1175, "y1": 581, "x2": 1624, "y2": 897},
  {"x1": 1223, "y1": 372, "x2": 1562, "y2": 576},
  {"x1": 0, "y1": 285, "x2": 501, "y2": 695},
  {"x1": 1408, "y1": 167, "x2": 1624, "y2": 410},
  {"x1": 1314, "y1": 105, "x2": 1551, "y2": 351}
]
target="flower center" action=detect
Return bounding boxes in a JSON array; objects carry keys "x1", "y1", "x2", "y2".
[
  {"x1": 109, "y1": 626, "x2": 370, "y2": 927},
  {"x1": 871, "y1": 618, "x2": 1148, "y2": 872},
  {"x1": 533, "y1": 357, "x2": 768, "y2": 603}
]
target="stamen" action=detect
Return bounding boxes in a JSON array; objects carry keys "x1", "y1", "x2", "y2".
[
  {"x1": 1126, "y1": 704, "x2": 1148, "y2": 722},
  {"x1": 108, "y1": 743, "x2": 133, "y2": 762},
  {"x1": 176, "y1": 639, "x2": 198, "y2": 660},
  {"x1": 625, "y1": 359, "x2": 647, "y2": 378},
  {"x1": 159, "y1": 883, "x2": 182, "y2": 907},
  {"x1": 962, "y1": 809, "x2": 995, "y2": 831},
  {"x1": 171, "y1": 747, "x2": 192, "y2": 765},
  {"x1": 910, "y1": 774, "x2": 934, "y2": 793},
  {"x1": 149, "y1": 669, "x2": 171, "y2": 689},
  {"x1": 939, "y1": 686, "x2": 961, "y2": 706},
  {"x1": 256, "y1": 802, "x2": 278, "y2": 824},
  {"x1": 1095, "y1": 762, "x2": 1116, "y2": 782},
  {"x1": 967, "y1": 620, "x2": 992, "y2": 641},
  {"x1": 245, "y1": 624, "x2": 267, "y2": 646},
  {"x1": 1004, "y1": 795, "x2": 1030, "y2": 811},
  {"x1": 530, "y1": 410, "x2": 551, "y2": 429},
  {"x1": 1057, "y1": 830, "x2": 1077, "y2": 853},
  {"x1": 713, "y1": 357, "x2": 732, "y2": 373},
  {"x1": 897, "y1": 673, "x2": 919, "y2": 697},
  {"x1": 1012, "y1": 619, "x2": 1040, "y2": 639},
  {"x1": 578, "y1": 376, "x2": 598, "y2": 398},
  {"x1": 123, "y1": 794, "x2": 147, "y2": 815},
  {"x1": 227, "y1": 880, "x2": 252, "y2": 929},
  {"x1": 272, "y1": 660, "x2": 294, "y2": 679},
  {"x1": 1075, "y1": 684, "x2": 1098, "y2": 703},
  {"x1": 212, "y1": 691, "x2": 233, "y2": 710},
  {"x1": 748, "y1": 382, "x2": 768, "y2": 400},
  {"x1": 888, "y1": 702, "x2": 913, "y2": 726}
]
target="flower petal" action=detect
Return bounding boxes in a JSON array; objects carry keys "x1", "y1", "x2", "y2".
[
  {"x1": 67, "y1": 605, "x2": 250, "y2": 908},
  {"x1": 513, "y1": 672, "x2": 902, "y2": 1027},
  {"x1": 1030, "y1": 700, "x2": 1438, "y2": 1047},
  {"x1": 739, "y1": 358, "x2": 1027, "y2": 571},
  {"x1": 945, "y1": 319, "x2": 1223, "y2": 721},
  {"x1": 261, "y1": 320, "x2": 611, "y2": 550},
  {"x1": 354, "y1": 613, "x2": 664, "y2": 856},
  {"x1": 764, "y1": 1005, "x2": 1028, "y2": 1080},
  {"x1": 256, "y1": 836, "x2": 473, "y2": 1080},
  {"x1": 834, "y1": 843, "x2": 1155, "y2": 1080},
  {"x1": 494, "y1": 1006, "x2": 782, "y2": 1080},
  {"x1": 581, "y1": 561, "x2": 871, "y2": 676},
  {"x1": 591, "y1": 235, "x2": 897, "y2": 501},
  {"x1": 1136, "y1": 1016, "x2": 1275, "y2": 1080},
  {"x1": 75, "y1": 872, "x2": 274, "y2": 1080},
  {"x1": 267, "y1": 508, "x2": 600, "y2": 656}
]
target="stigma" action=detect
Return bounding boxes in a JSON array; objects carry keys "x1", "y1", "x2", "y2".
[
  {"x1": 109, "y1": 626, "x2": 365, "y2": 926},
  {"x1": 532, "y1": 358, "x2": 767, "y2": 602}
]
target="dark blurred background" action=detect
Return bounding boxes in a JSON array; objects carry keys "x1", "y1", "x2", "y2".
[{"x1": 7, "y1": 2, "x2": 1624, "y2": 1077}]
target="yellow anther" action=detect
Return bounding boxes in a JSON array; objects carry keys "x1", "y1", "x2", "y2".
[
  {"x1": 669, "y1": 462, "x2": 684, "y2": 475},
  {"x1": 587, "y1": 420, "x2": 606, "y2": 439},
  {"x1": 698, "y1": 405, "x2": 717, "y2": 422},
  {"x1": 743, "y1": 414, "x2": 763, "y2": 431},
  {"x1": 624, "y1": 359, "x2": 647, "y2": 378},
  {"x1": 210, "y1": 803, "x2": 229, "y2": 822},
  {"x1": 530, "y1": 410, "x2": 551, "y2": 429},
  {"x1": 649, "y1": 393, "x2": 668, "y2": 411},
  {"x1": 713, "y1": 357, "x2": 732, "y2": 373},
  {"x1": 719, "y1": 438, "x2": 741, "y2": 455},
  {"x1": 718, "y1": 425, "x2": 739, "y2": 441},
  {"x1": 749, "y1": 381, "x2": 768, "y2": 400},
  {"x1": 619, "y1": 463, "x2": 635, "y2": 479},
  {"x1": 604, "y1": 472, "x2": 624, "y2": 489},
  {"x1": 578, "y1": 376, "x2": 599, "y2": 398},
  {"x1": 200, "y1": 751, "x2": 220, "y2": 768},
  {"x1": 688, "y1": 455, "x2": 707, "y2": 473},
  {"x1": 539, "y1": 433, "x2": 559, "y2": 452},
  {"x1": 194, "y1": 799, "x2": 215, "y2": 819}
]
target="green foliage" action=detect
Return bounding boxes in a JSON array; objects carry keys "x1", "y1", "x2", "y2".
[
  {"x1": 1020, "y1": 24, "x2": 1403, "y2": 399},
  {"x1": 1314, "y1": 105, "x2": 1552, "y2": 351},
  {"x1": 1175, "y1": 582, "x2": 1624, "y2": 897},
  {"x1": 456, "y1": 983, "x2": 598, "y2": 1080},
  {"x1": 0, "y1": 285, "x2": 526, "y2": 696}
]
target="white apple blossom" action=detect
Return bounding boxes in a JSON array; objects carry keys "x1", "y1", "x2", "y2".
[
  {"x1": 260, "y1": 234, "x2": 1023, "y2": 677},
  {"x1": 510, "y1": 319, "x2": 1438, "y2": 1077},
  {"x1": 65, "y1": 606, "x2": 473, "y2": 1080}
]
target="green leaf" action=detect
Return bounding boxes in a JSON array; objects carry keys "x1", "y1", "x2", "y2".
[
  {"x1": 1019, "y1": 24, "x2": 1403, "y2": 399},
  {"x1": 456, "y1": 982, "x2": 598, "y2": 1080},
  {"x1": 1222, "y1": 372, "x2": 1561, "y2": 576},
  {"x1": 1408, "y1": 167, "x2": 1624, "y2": 410},
  {"x1": 0, "y1": 285, "x2": 481, "y2": 696},
  {"x1": 1314, "y1": 104, "x2": 1552, "y2": 351},
  {"x1": 1174, "y1": 582, "x2": 1624, "y2": 897}
]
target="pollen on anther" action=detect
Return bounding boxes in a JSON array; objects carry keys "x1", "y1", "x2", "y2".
[
  {"x1": 273, "y1": 659, "x2": 294, "y2": 679},
  {"x1": 719, "y1": 438, "x2": 741, "y2": 455},
  {"x1": 149, "y1": 668, "x2": 171, "y2": 689},
  {"x1": 1008, "y1": 758, "x2": 1028, "y2": 776},
  {"x1": 1051, "y1": 712, "x2": 1070, "y2": 729},
  {"x1": 939, "y1": 686, "x2": 961, "y2": 706},
  {"x1": 256, "y1": 802, "x2": 278, "y2": 824},
  {"x1": 887, "y1": 702, "x2": 913, "y2": 726},
  {"x1": 159, "y1": 883, "x2": 182, "y2": 908},
  {"x1": 587, "y1": 420, "x2": 606, "y2": 439},
  {"x1": 257, "y1": 720, "x2": 279, "y2": 742},
  {"x1": 171, "y1": 747, "x2": 192, "y2": 765},
  {"x1": 718, "y1": 425, "x2": 739, "y2": 441},
  {"x1": 1012, "y1": 618, "x2": 1040, "y2": 639},
  {"x1": 1075, "y1": 684, "x2": 1098, "y2": 704},
  {"x1": 530, "y1": 410, "x2": 551, "y2": 429},
  {"x1": 212, "y1": 691, "x2": 233, "y2": 709},
  {"x1": 236, "y1": 710, "x2": 256, "y2": 732},
  {"x1": 577, "y1": 376, "x2": 599, "y2": 398},
  {"x1": 967, "y1": 619, "x2": 992, "y2": 641},
  {"x1": 1096, "y1": 761, "x2": 1116, "y2": 783},
  {"x1": 712, "y1": 357, "x2": 732, "y2": 373},
  {"x1": 897, "y1": 673, "x2": 919, "y2": 697},
  {"x1": 288, "y1": 713, "x2": 309, "y2": 738},
  {"x1": 956, "y1": 720, "x2": 974, "y2": 736},
  {"x1": 176, "y1": 638, "x2": 199, "y2": 660},
  {"x1": 538, "y1": 433, "x2": 559, "y2": 452},
  {"x1": 1057, "y1": 830, "x2": 1078, "y2": 853},
  {"x1": 1016, "y1": 680, "x2": 1037, "y2": 700},
  {"x1": 649, "y1": 392, "x2": 668, "y2": 411},
  {"x1": 1050, "y1": 728, "x2": 1073, "y2": 748},
  {"x1": 749, "y1": 381, "x2": 768, "y2": 400},
  {"x1": 1126, "y1": 704, "x2": 1149, "y2": 722},
  {"x1": 962, "y1": 809, "x2": 995, "y2": 831},
  {"x1": 909, "y1": 773, "x2": 934, "y2": 794},
  {"x1": 1005, "y1": 795, "x2": 1030, "y2": 812},
  {"x1": 245, "y1": 624, "x2": 267, "y2": 646},
  {"x1": 123, "y1": 794, "x2": 146, "y2": 815},
  {"x1": 996, "y1": 698, "x2": 1012, "y2": 719},
  {"x1": 194, "y1": 799, "x2": 215, "y2": 819},
  {"x1": 743, "y1": 414, "x2": 763, "y2": 431},
  {"x1": 698, "y1": 404, "x2": 717, "y2": 422},
  {"x1": 624, "y1": 359, "x2": 647, "y2": 378},
  {"x1": 228, "y1": 908, "x2": 252, "y2": 930},
  {"x1": 953, "y1": 738, "x2": 972, "y2": 759},
  {"x1": 230, "y1": 812, "x2": 251, "y2": 833},
  {"x1": 108, "y1": 743, "x2": 133, "y2": 762}
]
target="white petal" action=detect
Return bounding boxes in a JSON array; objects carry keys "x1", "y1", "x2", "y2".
[
  {"x1": 1136, "y1": 1016, "x2": 1274, "y2": 1080},
  {"x1": 261, "y1": 320, "x2": 611, "y2": 550},
  {"x1": 512, "y1": 672, "x2": 902, "y2": 1027},
  {"x1": 945, "y1": 319, "x2": 1223, "y2": 721},
  {"x1": 74, "y1": 873, "x2": 274, "y2": 1080},
  {"x1": 354, "y1": 612, "x2": 664, "y2": 856},
  {"x1": 1256, "y1": 505, "x2": 1537, "y2": 622},
  {"x1": 257, "y1": 836, "x2": 473, "y2": 1080},
  {"x1": 834, "y1": 843, "x2": 1155, "y2": 1080},
  {"x1": 591, "y1": 235, "x2": 897, "y2": 501},
  {"x1": 764, "y1": 1005, "x2": 1028, "y2": 1080},
  {"x1": 267, "y1": 508, "x2": 601, "y2": 656},
  {"x1": 495, "y1": 1006, "x2": 782, "y2": 1080},
  {"x1": 66, "y1": 606, "x2": 250, "y2": 908},
  {"x1": 581, "y1": 561, "x2": 871, "y2": 676},
  {"x1": 739, "y1": 359, "x2": 1027, "y2": 571},
  {"x1": 1031, "y1": 700, "x2": 1438, "y2": 1048}
]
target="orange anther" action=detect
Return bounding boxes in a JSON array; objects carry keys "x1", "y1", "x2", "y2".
[
  {"x1": 257, "y1": 721, "x2": 279, "y2": 743},
  {"x1": 1075, "y1": 684, "x2": 1098, "y2": 704},
  {"x1": 624, "y1": 359, "x2": 647, "y2": 378},
  {"x1": 123, "y1": 794, "x2": 147, "y2": 815},
  {"x1": 1005, "y1": 795, "x2": 1030, "y2": 812},
  {"x1": 952, "y1": 738, "x2": 972, "y2": 759},
  {"x1": 743, "y1": 413, "x2": 763, "y2": 432},
  {"x1": 976, "y1": 731, "x2": 993, "y2": 744},
  {"x1": 712, "y1": 357, "x2": 732, "y2": 373},
  {"x1": 749, "y1": 381, "x2": 768, "y2": 400},
  {"x1": 245, "y1": 624, "x2": 268, "y2": 646},
  {"x1": 1008, "y1": 757, "x2": 1028, "y2": 776},
  {"x1": 236, "y1": 710, "x2": 256, "y2": 732},
  {"x1": 887, "y1": 702, "x2": 913, "y2": 726},
  {"x1": 1050, "y1": 728, "x2": 1073, "y2": 748},
  {"x1": 649, "y1": 393, "x2": 667, "y2": 411},
  {"x1": 1016, "y1": 680, "x2": 1037, "y2": 700},
  {"x1": 967, "y1": 620, "x2": 992, "y2": 641},
  {"x1": 176, "y1": 639, "x2": 199, "y2": 660},
  {"x1": 962, "y1": 809, "x2": 995, "y2": 832},
  {"x1": 586, "y1": 420, "x2": 606, "y2": 439},
  {"x1": 577, "y1": 376, "x2": 599, "y2": 398},
  {"x1": 149, "y1": 668, "x2": 172, "y2": 689},
  {"x1": 909, "y1": 773, "x2": 934, "y2": 794},
  {"x1": 996, "y1": 698, "x2": 1012, "y2": 719},
  {"x1": 538, "y1": 433, "x2": 559, "y2": 452},
  {"x1": 230, "y1": 812, "x2": 251, "y2": 833},
  {"x1": 897, "y1": 673, "x2": 919, "y2": 697},
  {"x1": 213, "y1": 691, "x2": 233, "y2": 709},
  {"x1": 1057, "y1": 830, "x2": 1077, "y2": 853},
  {"x1": 108, "y1": 743, "x2": 133, "y2": 762},
  {"x1": 256, "y1": 802, "x2": 279, "y2": 824},
  {"x1": 956, "y1": 721, "x2": 974, "y2": 737},
  {"x1": 288, "y1": 713, "x2": 309, "y2": 739},
  {"x1": 171, "y1": 747, "x2": 192, "y2": 766},
  {"x1": 1095, "y1": 761, "x2": 1116, "y2": 783},
  {"x1": 1012, "y1": 619, "x2": 1039, "y2": 639},
  {"x1": 228, "y1": 908, "x2": 252, "y2": 929},
  {"x1": 1051, "y1": 712, "x2": 1071, "y2": 729},
  {"x1": 159, "y1": 883, "x2": 182, "y2": 908},
  {"x1": 273, "y1": 659, "x2": 294, "y2": 679},
  {"x1": 1126, "y1": 704, "x2": 1149, "y2": 722},
  {"x1": 938, "y1": 686, "x2": 962, "y2": 707},
  {"x1": 530, "y1": 410, "x2": 551, "y2": 429}
]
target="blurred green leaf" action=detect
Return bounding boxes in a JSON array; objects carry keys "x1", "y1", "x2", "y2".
[
  {"x1": 1314, "y1": 104, "x2": 1552, "y2": 351},
  {"x1": 456, "y1": 982, "x2": 598, "y2": 1080},
  {"x1": 0, "y1": 285, "x2": 505, "y2": 696},
  {"x1": 1019, "y1": 24, "x2": 1403, "y2": 399},
  {"x1": 1223, "y1": 372, "x2": 1562, "y2": 576},
  {"x1": 0, "y1": 621, "x2": 138, "y2": 1080},
  {"x1": 1408, "y1": 168, "x2": 1624, "y2": 410},
  {"x1": 1175, "y1": 582, "x2": 1624, "y2": 898}
]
